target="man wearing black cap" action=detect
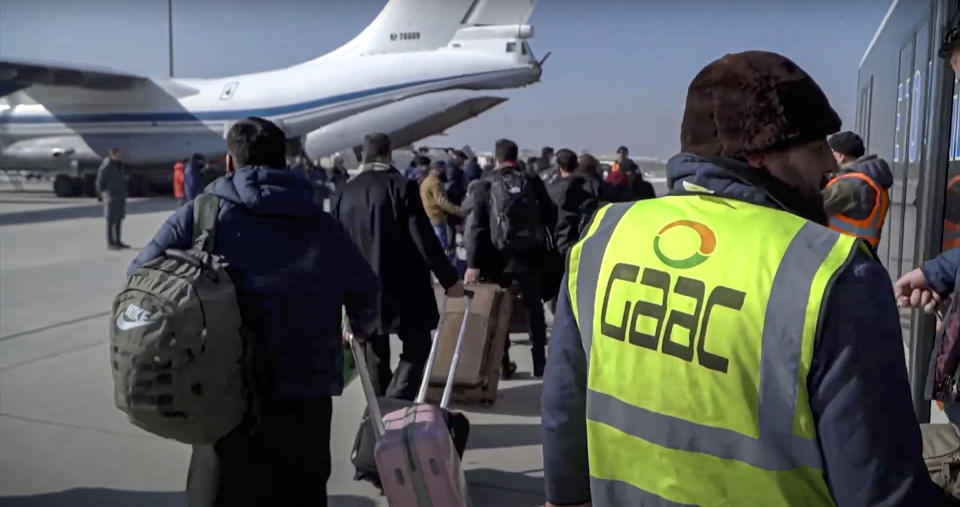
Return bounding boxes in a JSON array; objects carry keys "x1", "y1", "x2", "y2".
[
  {"x1": 333, "y1": 132, "x2": 464, "y2": 401},
  {"x1": 822, "y1": 130, "x2": 892, "y2": 249},
  {"x1": 542, "y1": 51, "x2": 953, "y2": 506}
]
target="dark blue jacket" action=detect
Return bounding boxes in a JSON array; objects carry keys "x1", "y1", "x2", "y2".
[
  {"x1": 542, "y1": 153, "x2": 952, "y2": 506},
  {"x1": 464, "y1": 160, "x2": 483, "y2": 184},
  {"x1": 185, "y1": 159, "x2": 205, "y2": 201},
  {"x1": 922, "y1": 248, "x2": 960, "y2": 296},
  {"x1": 445, "y1": 164, "x2": 467, "y2": 205},
  {"x1": 129, "y1": 166, "x2": 379, "y2": 401}
]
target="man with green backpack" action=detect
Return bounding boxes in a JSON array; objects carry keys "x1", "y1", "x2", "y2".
[{"x1": 116, "y1": 117, "x2": 379, "y2": 507}]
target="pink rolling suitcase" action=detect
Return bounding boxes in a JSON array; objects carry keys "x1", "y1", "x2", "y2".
[{"x1": 350, "y1": 291, "x2": 474, "y2": 507}]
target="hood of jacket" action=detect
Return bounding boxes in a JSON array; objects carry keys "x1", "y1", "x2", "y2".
[
  {"x1": 206, "y1": 166, "x2": 323, "y2": 217},
  {"x1": 844, "y1": 154, "x2": 893, "y2": 189},
  {"x1": 666, "y1": 153, "x2": 828, "y2": 225}
]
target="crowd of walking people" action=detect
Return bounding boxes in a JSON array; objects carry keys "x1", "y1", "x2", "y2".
[{"x1": 108, "y1": 19, "x2": 960, "y2": 506}]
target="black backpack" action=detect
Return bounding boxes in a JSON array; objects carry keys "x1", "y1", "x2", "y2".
[{"x1": 488, "y1": 171, "x2": 545, "y2": 253}]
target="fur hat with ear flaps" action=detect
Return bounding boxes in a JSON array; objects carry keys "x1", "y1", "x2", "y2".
[{"x1": 681, "y1": 51, "x2": 841, "y2": 160}]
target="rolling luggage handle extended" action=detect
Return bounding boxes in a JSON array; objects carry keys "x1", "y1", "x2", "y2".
[
  {"x1": 350, "y1": 288, "x2": 474, "y2": 439},
  {"x1": 349, "y1": 334, "x2": 385, "y2": 439}
]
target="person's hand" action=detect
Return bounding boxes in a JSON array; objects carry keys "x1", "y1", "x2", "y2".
[
  {"x1": 894, "y1": 267, "x2": 941, "y2": 313},
  {"x1": 464, "y1": 268, "x2": 481, "y2": 284},
  {"x1": 446, "y1": 280, "x2": 465, "y2": 297}
]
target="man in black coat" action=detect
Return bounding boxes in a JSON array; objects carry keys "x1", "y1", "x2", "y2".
[
  {"x1": 546, "y1": 149, "x2": 600, "y2": 260},
  {"x1": 333, "y1": 133, "x2": 464, "y2": 401},
  {"x1": 463, "y1": 138, "x2": 557, "y2": 377}
]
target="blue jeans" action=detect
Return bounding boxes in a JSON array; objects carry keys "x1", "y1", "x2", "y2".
[{"x1": 433, "y1": 224, "x2": 449, "y2": 252}]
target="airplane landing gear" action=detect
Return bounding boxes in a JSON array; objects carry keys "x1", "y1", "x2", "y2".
[{"x1": 53, "y1": 174, "x2": 80, "y2": 197}]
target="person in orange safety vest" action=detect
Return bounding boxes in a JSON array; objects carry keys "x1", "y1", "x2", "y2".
[{"x1": 822, "y1": 131, "x2": 892, "y2": 248}]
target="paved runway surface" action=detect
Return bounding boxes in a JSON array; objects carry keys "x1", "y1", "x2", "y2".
[{"x1": 0, "y1": 190, "x2": 547, "y2": 507}]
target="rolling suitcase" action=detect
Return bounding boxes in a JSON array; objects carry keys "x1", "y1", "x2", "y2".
[
  {"x1": 428, "y1": 283, "x2": 513, "y2": 405},
  {"x1": 349, "y1": 292, "x2": 473, "y2": 506}
]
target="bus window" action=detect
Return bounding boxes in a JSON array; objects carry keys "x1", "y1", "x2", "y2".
[
  {"x1": 909, "y1": 70, "x2": 922, "y2": 163},
  {"x1": 895, "y1": 82, "x2": 905, "y2": 163}
]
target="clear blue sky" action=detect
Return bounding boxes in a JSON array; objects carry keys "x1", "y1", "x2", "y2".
[{"x1": 0, "y1": 0, "x2": 890, "y2": 159}]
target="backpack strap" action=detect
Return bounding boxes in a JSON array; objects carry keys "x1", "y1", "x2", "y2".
[{"x1": 192, "y1": 194, "x2": 220, "y2": 253}]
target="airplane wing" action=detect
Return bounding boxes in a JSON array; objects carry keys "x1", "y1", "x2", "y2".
[{"x1": 0, "y1": 58, "x2": 198, "y2": 97}]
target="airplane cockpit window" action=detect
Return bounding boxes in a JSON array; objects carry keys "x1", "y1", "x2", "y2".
[{"x1": 506, "y1": 42, "x2": 516, "y2": 53}]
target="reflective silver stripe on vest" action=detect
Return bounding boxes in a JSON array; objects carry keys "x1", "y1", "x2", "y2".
[
  {"x1": 588, "y1": 389, "x2": 822, "y2": 470},
  {"x1": 591, "y1": 477, "x2": 696, "y2": 507},
  {"x1": 828, "y1": 217, "x2": 880, "y2": 239},
  {"x1": 574, "y1": 202, "x2": 634, "y2": 359},
  {"x1": 584, "y1": 221, "x2": 844, "y2": 471},
  {"x1": 758, "y1": 222, "x2": 838, "y2": 446}
]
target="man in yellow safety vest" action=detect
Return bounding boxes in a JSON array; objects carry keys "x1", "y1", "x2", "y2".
[{"x1": 541, "y1": 51, "x2": 954, "y2": 507}]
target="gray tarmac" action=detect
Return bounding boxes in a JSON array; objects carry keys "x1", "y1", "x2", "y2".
[{"x1": 0, "y1": 189, "x2": 546, "y2": 507}]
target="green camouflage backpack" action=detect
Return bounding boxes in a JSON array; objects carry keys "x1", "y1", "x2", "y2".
[{"x1": 111, "y1": 194, "x2": 246, "y2": 444}]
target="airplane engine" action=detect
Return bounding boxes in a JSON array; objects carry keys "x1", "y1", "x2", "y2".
[{"x1": 303, "y1": 89, "x2": 506, "y2": 160}]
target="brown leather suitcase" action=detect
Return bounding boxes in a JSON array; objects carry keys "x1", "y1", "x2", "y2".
[{"x1": 428, "y1": 283, "x2": 512, "y2": 405}]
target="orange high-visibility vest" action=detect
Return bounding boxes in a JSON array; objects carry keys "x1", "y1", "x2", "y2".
[
  {"x1": 943, "y1": 175, "x2": 960, "y2": 251},
  {"x1": 826, "y1": 172, "x2": 890, "y2": 247}
]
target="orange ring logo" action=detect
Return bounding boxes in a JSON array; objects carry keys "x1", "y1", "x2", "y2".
[{"x1": 653, "y1": 220, "x2": 716, "y2": 269}]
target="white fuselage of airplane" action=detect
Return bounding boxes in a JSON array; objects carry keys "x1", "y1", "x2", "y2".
[{"x1": 0, "y1": 26, "x2": 540, "y2": 176}]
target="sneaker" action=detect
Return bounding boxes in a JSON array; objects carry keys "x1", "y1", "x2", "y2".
[
  {"x1": 107, "y1": 244, "x2": 122, "y2": 251},
  {"x1": 502, "y1": 361, "x2": 518, "y2": 379},
  {"x1": 117, "y1": 242, "x2": 131, "y2": 249}
]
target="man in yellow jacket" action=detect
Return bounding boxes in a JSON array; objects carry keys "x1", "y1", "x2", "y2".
[{"x1": 420, "y1": 159, "x2": 463, "y2": 260}]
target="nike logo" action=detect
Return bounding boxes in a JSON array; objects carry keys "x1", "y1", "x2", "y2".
[{"x1": 116, "y1": 303, "x2": 154, "y2": 331}]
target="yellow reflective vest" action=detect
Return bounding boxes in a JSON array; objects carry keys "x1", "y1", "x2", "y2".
[{"x1": 567, "y1": 194, "x2": 863, "y2": 506}]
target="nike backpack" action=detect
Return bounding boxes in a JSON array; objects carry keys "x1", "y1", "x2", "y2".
[
  {"x1": 110, "y1": 194, "x2": 247, "y2": 444},
  {"x1": 488, "y1": 171, "x2": 546, "y2": 253}
]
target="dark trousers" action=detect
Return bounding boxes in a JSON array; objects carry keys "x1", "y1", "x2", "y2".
[
  {"x1": 186, "y1": 399, "x2": 333, "y2": 507},
  {"x1": 365, "y1": 327, "x2": 432, "y2": 401},
  {"x1": 500, "y1": 270, "x2": 547, "y2": 364},
  {"x1": 106, "y1": 219, "x2": 122, "y2": 245}
]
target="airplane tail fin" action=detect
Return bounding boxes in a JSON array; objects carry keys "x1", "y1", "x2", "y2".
[{"x1": 330, "y1": 0, "x2": 537, "y2": 56}]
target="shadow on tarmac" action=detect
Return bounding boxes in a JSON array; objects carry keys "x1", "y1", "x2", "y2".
[
  {"x1": 467, "y1": 468, "x2": 544, "y2": 507},
  {"x1": 0, "y1": 198, "x2": 179, "y2": 227},
  {"x1": 467, "y1": 382, "x2": 542, "y2": 418},
  {"x1": 468, "y1": 423, "x2": 542, "y2": 450},
  {"x1": 0, "y1": 489, "x2": 377, "y2": 507}
]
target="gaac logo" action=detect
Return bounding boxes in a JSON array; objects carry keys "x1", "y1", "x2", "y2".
[
  {"x1": 653, "y1": 220, "x2": 717, "y2": 269},
  {"x1": 116, "y1": 303, "x2": 154, "y2": 331}
]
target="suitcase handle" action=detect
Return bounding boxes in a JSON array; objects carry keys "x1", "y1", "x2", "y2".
[
  {"x1": 416, "y1": 289, "x2": 474, "y2": 407},
  {"x1": 348, "y1": 334, "x2": 386, "y2": 440},
  {"x1": 352, "y1": 288, "x2": 474, "y2": 439}
]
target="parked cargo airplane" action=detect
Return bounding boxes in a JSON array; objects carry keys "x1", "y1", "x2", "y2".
[{"x1": 0, "y1": 0, "x2": 542, "y2": 196}]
